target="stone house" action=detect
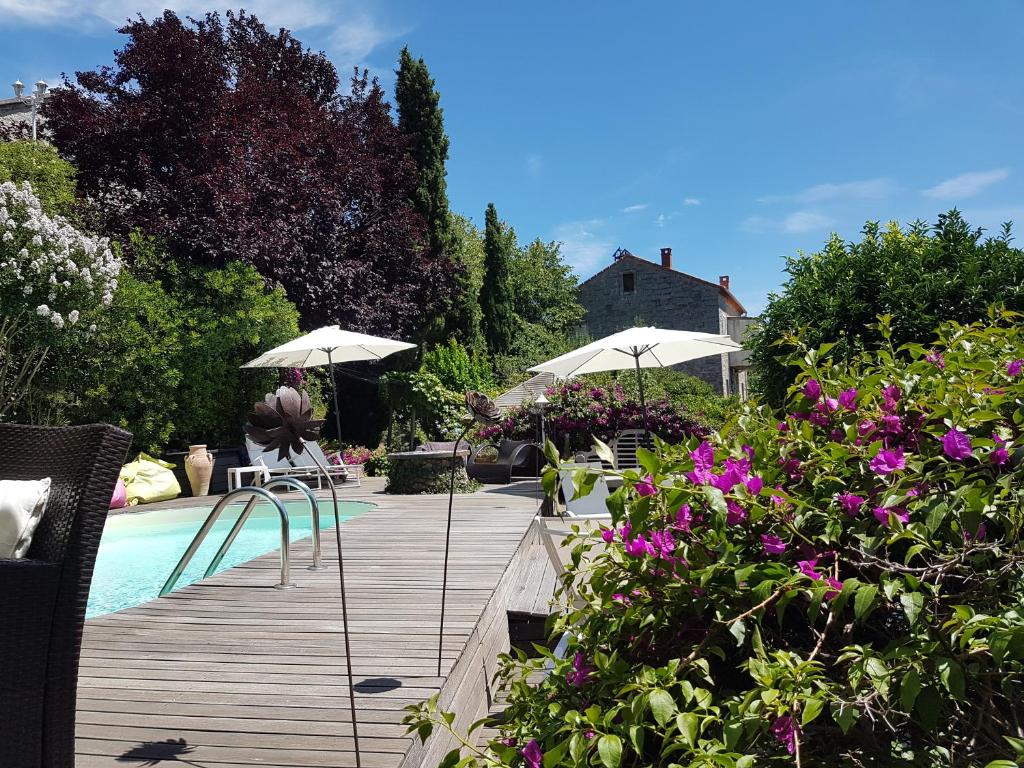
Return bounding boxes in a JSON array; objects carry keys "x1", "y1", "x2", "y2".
[{"x1": 578, "y1": 247, "x2": 754, "y2": 398}]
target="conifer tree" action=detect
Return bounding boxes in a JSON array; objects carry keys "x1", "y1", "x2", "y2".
[{"x1": 480, "y1": 203, "x2": 517, "y2": 355}]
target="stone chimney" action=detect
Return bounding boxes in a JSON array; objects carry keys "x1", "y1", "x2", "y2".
[
  {"x1": 719, "y1": 275, "x2": 730, "y2": 290},
  {"x1": 660, "y1": 247, "x2": 672, "y2": 269}
]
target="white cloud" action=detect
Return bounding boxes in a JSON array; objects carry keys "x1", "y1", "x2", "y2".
[
  {"x1": 620, "y1": 203, "x2": 648, "y2": 213},
  {"x1": 923, "y1": 169, "x2": 1010, "y2": 200},
  {"x1": 655, "y1": 213, "x2": 667, "y2": 228},
  {"x1": 525, "y1": 154, "x2": 543, "y2": 178},
  {"x1": 759, "y1": 178, "x2": 898, "y2": 205},
  {"x1": 0, "y1": 1, "x2": 399, "y2": 73},
  {"x1": 742, "y1": 211, "x2": 834, "y2": 235},
  {"x1": 683, "y1": 197, "x2": 701, "y2": 206},
  {"x1": 552, "y1": 219, "x2": 614, "y2": 278}
]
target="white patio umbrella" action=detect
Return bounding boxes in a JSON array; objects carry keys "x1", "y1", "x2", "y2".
[
  {"x1": 241, "y1": 326, "x2": 415, "y2": 768},
  {"x1": 529, "y1": 326, "x2": 742, "y2": 437}
]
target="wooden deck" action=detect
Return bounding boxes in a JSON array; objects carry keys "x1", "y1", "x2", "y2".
[{"x1": 75, "y1": 479, "x2": 544, "y2": 768}]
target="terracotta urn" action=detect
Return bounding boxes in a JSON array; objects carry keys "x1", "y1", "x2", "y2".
[{"x1": 184, "y1": 444, "x2": 214, "y2": 496}]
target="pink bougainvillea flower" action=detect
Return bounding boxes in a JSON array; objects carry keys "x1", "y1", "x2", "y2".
[
  {"x1": 584, "y1": 730, "x2": 596, "y2": 740},
  {"x1": 686, "y1": 441, "x2": 715, "y2": 484},
  {"x1": 880, "y1": 414, "x2": 903, "y2": 435},
  {"x1": 823, "y1": 396, "x2": 840, "y2": 412},
  {"x1": 650, "y1": 529, "x2": 677, "y2": 560},
  {"x1": 964, "y1": 522, "x2": 988, "y2": 542},
  {"x1": 824, "y1": 577, "x2": 843, "y2": 600},
  {"x1": 761, "y1": 534, "x2": 786, "y2": 555},
  {"x1": 870, "y1": 447, "x2": 906, "y2": 475},
  {"x1": 499, "y1": 737, "x2": 518, "y2": 747},
  {"x1": 635, "y1": 475, "x2": 658, "y2": 496},
  {"x1": 566, "y1": 652, "x2": 593, "y2": 687},
  {"x1": 858, "y1": 419, "x2": 877, "y2": 437},
  {"x1": 926, "y1": 349, "x2": 946, "y2": 370},
  {"x1": 838, "y1": 387, "x2": 859, "y2": 410},
  {"x1": 777, "y1": 421, "x2": 789, "y2": 432},
  {"x1": 745, "y1": 475, "x2": 764, "y2": 495},
  {"x1": 991, "y1": 434, "x2": 1009, "y2": 466},
  {"x1": 873, "y1": 506, "x2": 909, "y2": 527},
  {"x1": 837, "y1": 492, "x2": 864, "y2": 516},
  {"x1": 942, "y1": 428, "x2": 973, "y2": 461},
  {"x1": 798, "y1": 558, "x2": 822, "y2": 581},
  {"x1": 771, "y1": 715, "x2": 798, "y2": 754},
  {"x1": 1008, "y1": 359, "x2": 1024, "y2": 377},
  {"x1": 675, "y1": 504, "x2": 693, "y2": 531},
  {"x1": 726, "y1": 500, "x2": 748, "y2": 525},
  {"x1": 522, "y1": 739, "x2": 543, "y2": 768},
  {"x1": 802, "y1": 379, "x2": 822, "y2": 402},
  {"x1": 881, "y1": 384, "x2": 901, "y2": 411},
  {"x1": 611, "y1": 593, "x2": 631, "y2": 605},
  {"x1": 624, "y1": 534, "x2": 655, "y2": 558},
  {"x1": 808, "y1": 411, "x2": 830, "y2": 428},
  {"x1": 601, "y1": 528, "x2": 615, "y2": 543}
]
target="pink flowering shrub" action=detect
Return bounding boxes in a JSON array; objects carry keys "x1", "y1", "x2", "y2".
[
  {"x1": 406, "y1": 312, "x2": 1024, "y2": 766},
  {"x1": 479, "y1": 381, "x2": 706, "y2": 454}
]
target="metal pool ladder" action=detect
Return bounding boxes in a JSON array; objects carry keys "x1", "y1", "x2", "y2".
[{"x1": 159, "y1": 479, "x2": 324, "y2": 597}]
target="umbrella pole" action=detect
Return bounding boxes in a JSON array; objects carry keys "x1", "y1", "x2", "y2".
[
  {"x1": 323, "y1": 350, "x2": 362, "y2": 768},
  {"x1": 634, "y1": 350, "x2": 650, "y2": 446}
]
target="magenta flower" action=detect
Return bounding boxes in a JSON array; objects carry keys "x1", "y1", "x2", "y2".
[
  {"x1": 745, "y1": 475, "x2": 764, "y2": 495},
  {"x1": 942, "y1": 428, "x2": 973, "y2": 461},
  {"x1": 991, "y1": 434, "x2": 1009, "y2": 466},
  {"x1": 837, "y1": 493, "x2": 864, "y2": 516},
  {"x1": 925, "y1": 349, "x2": 945, "y2": 370},
  {"x1": 870, "y1": 447, "x2": 906, "y2": 475},
  {"x1": 964, "y1": 522, "x2": 988, "y2": 542},
  {"x1": 777, "y1": 421, "x2": 789, "y2": 432},
  {"x1": 1009, "y1": 359, "x2": 1023, "y2": 377},
  {"x1": 873, "y1": 506, "x2": 909, "y2": 527},
  {"x1": 726, "y1": 500, "x2": 748, "y2": 525},
  {"x1": 635, "y1": 475, "x2": 658, "y2": 496},
  {"x1": 798, "y1": 558, "x2": 823, "y2": 581},
  {"x1": 500, "y1": 737, "x2": 518, "y2": 747},
  {"x1": 566, "y1": 652, "x2": 593, "y2": 687},
  {"x1": 808, "y1": 411, "x2": 830, "y2": 428},
  {"x1": 611, "y1": 592, "x2": 631, "y2": 604},
  {"x1": 881, "y1": 384, "x2": 901, "y2": 411},
  {"x1": 522, "y1": 739, "x2": 543, "y2": 768},
  {"x1": 838, "y1": 387, "x2": 859, "y2": 410},
  {"x1": 584, "y1": 730, "x2": 596, "y2": 740},
  {"x1": 802, "y1": 379, "x2": 822, "y2": 402},
  {"x1": 601, "y1": 528, "x2": 615, "y2": 543},
  {"x1": 824, "y1": 576, "x2": 843, "y2": 600},
  {"x1": 761, "y1": 534, "x2": 786, "y2": 555},
  {"x1": 687, "y1": 441, "x2": 715, "y2": 483},
  {"x1": 650, "y1": 529, "x2": 677, "y2": 560},
  {"x1": 771, "y1": 715, "x2": 798, "y2": 754},
  {"x1": 675, "y1": 504, "x2": 693, "y2": 531},
  {"x1": 858, "y1": 419, "x2": 877, "y2": 437},
  {"x1": 624, "y1": 535, "x2": 655, "y2": 558}
]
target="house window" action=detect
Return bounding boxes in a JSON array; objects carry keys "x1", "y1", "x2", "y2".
[{"x1": 622, "y1": 272, "x2": 635, "y2": 293}]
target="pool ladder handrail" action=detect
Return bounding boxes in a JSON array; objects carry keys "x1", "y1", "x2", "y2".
[{"x1": 159, "y1": 482, "x2": 315, "y2": 597}]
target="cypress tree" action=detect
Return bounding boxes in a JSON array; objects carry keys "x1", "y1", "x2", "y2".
[
  {"x1": 480, "y1": 203, "x2": 517, "y2": 355},
  {"x1": 395, "y1": 47, "x2": 452, "y2": 255}
]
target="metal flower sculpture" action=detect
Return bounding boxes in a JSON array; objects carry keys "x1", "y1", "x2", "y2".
[
  {"x1": 245, "y1": 386, "x2": 324, "y2": 461},
  {"x1": 437, "y1": 390, "x2": 501, "y2": 676},
  {"x1": 465, "y1": 390, "x2": 500, "y2": 426}
]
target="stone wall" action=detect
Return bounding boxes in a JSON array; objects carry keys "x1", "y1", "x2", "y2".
[{"x1": 578, "y1": 255, "x2": 732, "y2": 393}]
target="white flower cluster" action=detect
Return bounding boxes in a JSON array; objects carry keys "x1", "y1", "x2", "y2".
[{"x1": 0, "y1": 181, "x2": 122, "y2": 334}]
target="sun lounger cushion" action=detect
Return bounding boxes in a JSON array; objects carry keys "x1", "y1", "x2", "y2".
[
  {"x1": 0, "y1": 477, "x2": 51, "y2": 558},
  {"x1": 119, "y1": 452, "x2": 181, "y2": 505}
]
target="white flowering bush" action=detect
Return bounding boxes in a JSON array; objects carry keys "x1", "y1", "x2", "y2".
[
  {"x1": 0, "y1": 180, "x2": 120, "y2": 416},
  {"x1": 0, "y1": 180, "x2": 120, "y2": 332}
]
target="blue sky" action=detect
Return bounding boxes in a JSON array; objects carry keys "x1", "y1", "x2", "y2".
[{"x1": 2, "y1": 1, "x2": 1022, "y2": 313}]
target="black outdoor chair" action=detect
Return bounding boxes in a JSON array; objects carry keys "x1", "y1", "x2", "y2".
[
  {"x1": 0, "y1": 423, "x2": 131, "y2": 768},
  {"x1": 467, "y1": 439, "x2": 543, "y2": 484}
]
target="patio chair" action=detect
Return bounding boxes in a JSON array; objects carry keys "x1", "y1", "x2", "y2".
[
  {"x1": 467, "y1": 439, "x2": 543, "y2": 484},
  {"x1": 245, "y1": 438, "x2": 353, "y2": 488},
  {"x1": 289, "y1": 440, "x2": 357, "y2": 487},
  {"x1": 559, "y1": 462, "x2": 611, "y2": 517},
  {"x1": 0, "y1": 423, "x2": 131, "y2": 768},
  {"x1": 534, "y1": 511, "x2": 612, "y2": 608},
  {"x1": 610, "y1": 429, "x2": 653, "y2": 470}
]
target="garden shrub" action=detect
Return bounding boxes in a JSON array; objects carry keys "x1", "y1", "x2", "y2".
[
  {"x1": 480, "y1": 380, "x2": 707, "y2": 455},
  {"x1": 408, "y1": 311, "x2": 1024, "y2": 767},
  {"x1": 380, "y1": 370, "x2": 465, "y2": 441},
  {"x1": 0, "y1": 141, "x2": 78, "y2": 218},
  {"x1": 422, "y1": 338, "x2": 495, "y2": 394}
]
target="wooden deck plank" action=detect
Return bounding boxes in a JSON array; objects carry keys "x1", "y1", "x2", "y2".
[{"x1": 76, "y1": 480, "x2": 539, "y2": 768}]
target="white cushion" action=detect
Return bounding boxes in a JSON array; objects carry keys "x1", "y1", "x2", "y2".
[{"x1": 0, "y1": 478, "x2": 51, "y2": 558}]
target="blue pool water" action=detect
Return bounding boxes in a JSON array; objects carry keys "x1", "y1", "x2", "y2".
[{"x1": 87, "y1": 499, "x2": 372, "y2": 618}]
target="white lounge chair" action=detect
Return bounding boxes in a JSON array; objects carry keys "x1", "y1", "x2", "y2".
[
  {"x1": 559, "y1": 462, "x2": 611, "y2": 517},
  {"x1": 245, "y1": 438, "x2": 356, "y2": 489},
  {"x1": 610, "y1": 429, "x2": 653, "y2": 470}
]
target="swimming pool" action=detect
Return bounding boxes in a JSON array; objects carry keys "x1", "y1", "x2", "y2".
[{"x1": 87, "y1": 498, "x2": 373, "y2": 618}]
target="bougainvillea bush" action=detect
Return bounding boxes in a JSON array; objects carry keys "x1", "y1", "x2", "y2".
[
  {"x1": 479, "y1": 381, "x2": 707, "y2": 455},
  {"x1": 407, "y1": 312, "x2": 1024, "y2": 767}
]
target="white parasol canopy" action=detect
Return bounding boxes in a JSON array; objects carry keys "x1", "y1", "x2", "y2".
[
  {"x1": 528, "y1": 326, "x2": 741, "y2": 378},
  {"x1": 241, "y1": 326, "x2": 416, "y2": 370}
]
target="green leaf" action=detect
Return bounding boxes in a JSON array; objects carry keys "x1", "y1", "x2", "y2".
[
  {"x1": 597, "y1": 734, "x2": 622, "y2": 768},
  {"x1": 915, "y1": 686, "x2": 941, "y2": 730},
  {"x1": 901, "y1": 592, "x2": 924, "y2": 626},
  {"x1": 900, "y1": 669, "x2": 921, "y2": 712},
  {"x1": 854, "y1": 584, "x2": 878, "y2": 621},
  {"x1": 982, "y1": 762, "x2": 1018, "y2": 768},
  {"x1": 938, "y1": 657, "x2": 966, "y2": 699},
  {"x1": 801, "y1": 698, "x2": 824, "y2": 726},
  {"x1": 636, "y1": 446, "x2": 660, "y2": 475},
  {"x1": 592, "y1": 436, "x2": 615, "y2": 466},
  {"x1": 729, "y1": 619, "x2": 747, "y2": 647},
  {"x1": 832, "y1": 703, "x2": 859, "y2": 734},
  {"x1": 648, "y1": 688, "x2": 676, "y2": 727},
  {"x1": 677, "y1": 713, "x2": 699, "y2": 746}
]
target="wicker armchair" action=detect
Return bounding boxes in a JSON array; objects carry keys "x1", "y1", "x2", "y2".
[
  {"x1": 467, "y1": 439, "x2": 542, "y2": 484},
  {"x1": 0, "y1": 423, "x2": 131, "y2": 768}
]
